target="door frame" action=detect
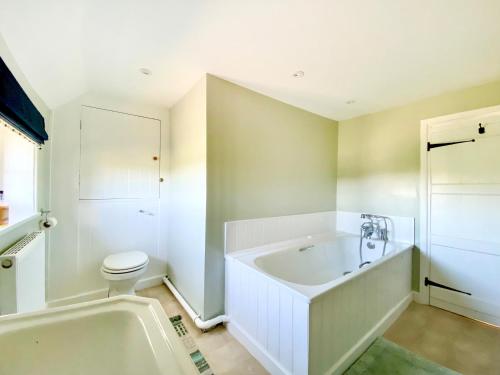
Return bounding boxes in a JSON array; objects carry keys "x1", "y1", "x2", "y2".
[{"x1": 417, "y1": 103, "x2": 500, "y2": 304}]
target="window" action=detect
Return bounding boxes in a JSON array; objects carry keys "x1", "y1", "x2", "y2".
[{"x1": 0, "y1": 118, "x2": 36, "y2": 228}]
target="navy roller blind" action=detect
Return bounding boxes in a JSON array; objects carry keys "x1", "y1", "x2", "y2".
[{"x1": 0, "y1": 56, "x2": 48, "y2": 144}]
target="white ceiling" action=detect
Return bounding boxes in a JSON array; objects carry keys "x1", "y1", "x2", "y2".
[{"x1": 1, "y1": 0, "x2": 500, "y2": 120}]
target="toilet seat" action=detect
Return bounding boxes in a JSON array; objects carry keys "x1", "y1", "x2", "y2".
[
  {"x1": 101, "y1": 266, "x2": 147, "y2": 281},
  {"x1": 102, "y1": 263, "x2": 147, "y2": 274},
  {"x1": 102, "y1": 251, "x2": 149, "y2": 274},
  {"x1": 101, "y1": 251, "x2": 149, "y2": 296}
]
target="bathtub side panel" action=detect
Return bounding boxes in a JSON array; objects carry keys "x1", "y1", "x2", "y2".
[
  {"x1": 293, "y1": 298, "x2": 309, "y2": 374},
  {"x1": 226, "y1": 258, "x2": 309, "y2": 375},
  {"x1": 309, "y1": 249, "x2": 412, "y2": 375}
]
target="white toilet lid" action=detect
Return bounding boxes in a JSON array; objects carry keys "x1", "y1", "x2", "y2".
[{"x1": 103, "y1": 251, "x2": 149, "y2": 271}]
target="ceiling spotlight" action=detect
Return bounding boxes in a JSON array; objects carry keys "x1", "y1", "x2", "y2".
[
  {"x1": 345, "y1": 100, "x2": 356, "y2": 105},
  {"x1": 139, "y1": 68, "x2": 152, "y2": 76},
  {"x1": 292, "y1": 70, "x2": 304, "y2": 78}
]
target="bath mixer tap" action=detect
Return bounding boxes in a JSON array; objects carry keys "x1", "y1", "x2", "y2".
[
  {"x1": 360, "y1": 214, "x2": 389, "y2": 242},
  {"x1": 360, "y1": 221, "x2": 377, "y2": 239},
  {"x1": 359, "y1": 214, "x2": 390, "y2": 268}
]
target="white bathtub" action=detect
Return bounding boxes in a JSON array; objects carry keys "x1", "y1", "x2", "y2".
[
  {"x1": 0, "y1": 296, "x2": 198, "y2": 375},
  {"x1": 255, "y1": 234, "x2": 401, "y2": 288},
  {"x1": 225, "y1": 232, "x2": 413, "y2": 375}
]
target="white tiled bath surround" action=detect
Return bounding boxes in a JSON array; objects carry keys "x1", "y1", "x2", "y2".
[
  {"x1": 225, "y1": 211, "x2": 414, "y2": 254},
  {"x1": 225, "y1": 211, "x2": 337, "y2": 254}
]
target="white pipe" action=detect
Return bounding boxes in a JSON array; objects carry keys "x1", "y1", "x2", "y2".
[{"x1": 162, "y1": 276, "x2": 229, "y2": 330}]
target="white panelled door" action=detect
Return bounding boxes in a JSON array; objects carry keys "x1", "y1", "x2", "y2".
[
  {"x1": 426, "y1": 106, "x2": 500, "y2": 326},
  {"x1": 80, "y1": 106, "x2": 160, "y2": 199},
  {"x1": 77, "y1": 106, "x2": 161, "y2": 292}
]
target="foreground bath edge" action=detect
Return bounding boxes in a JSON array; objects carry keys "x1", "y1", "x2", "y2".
[{"x1": 0, "y1": 295, "x2": 199, "y2": 375}]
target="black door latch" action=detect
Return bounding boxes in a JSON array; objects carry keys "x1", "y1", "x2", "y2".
[
  {"x1": 425, "y1": 277, "x2": 471, "y2": 296},
  {"x1": 427, "y1": 139, "x2": 475, "y2": 151}
]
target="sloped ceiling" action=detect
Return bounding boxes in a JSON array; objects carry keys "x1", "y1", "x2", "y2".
[{"x1": 1, "y1": 0, "x2": 500, "y2": 119}]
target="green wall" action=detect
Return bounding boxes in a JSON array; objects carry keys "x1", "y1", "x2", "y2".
[
  {"x1": 337, "y1": 79, "x2": 500, "y2": 290},
  {"x1": 205, "y1": 75, "x2": 338, "y2": 318},
  {"x1": 168, "y1": 77, "x2": 208, "y2": 317}
]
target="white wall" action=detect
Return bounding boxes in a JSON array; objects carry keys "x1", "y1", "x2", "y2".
[
  {"x1": 49, "y1": 92, "x2": 169, "y2": 303},
  {"x1": 167, "y1": 77, "x2": 207, "y2": 317}
]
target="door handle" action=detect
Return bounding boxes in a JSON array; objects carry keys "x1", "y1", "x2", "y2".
[{"x1": 138, "y1": 210, "x2": 155, "y2": 216}]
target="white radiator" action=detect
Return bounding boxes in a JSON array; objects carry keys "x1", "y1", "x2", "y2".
[{"x1": 0, "y1": 231, "x2": 46, "y2": 315}]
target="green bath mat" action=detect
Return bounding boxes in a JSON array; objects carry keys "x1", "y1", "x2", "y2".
[{"x1": 345, "y1": 337, "x2": 460, "y2": 375}]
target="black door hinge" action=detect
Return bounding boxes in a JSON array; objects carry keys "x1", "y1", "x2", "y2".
[
  {"x1": 427, "y1": 139, "x2": 475, "y2": 151},
  {"x1": 425, "y1": 277, "x2": 471, "y2": 296}
]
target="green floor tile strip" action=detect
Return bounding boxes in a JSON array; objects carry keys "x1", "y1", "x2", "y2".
[
  {"x1": 345, "y1": 337, "x2": 461, "y2": 375},
  {"x1": 169, "y1": 315, "x2": 213, "y2": 375}
]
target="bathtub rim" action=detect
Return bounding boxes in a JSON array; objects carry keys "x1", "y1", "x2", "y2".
[{"x1": 225, "y1": 231, "x2": 414, "y2": 303}]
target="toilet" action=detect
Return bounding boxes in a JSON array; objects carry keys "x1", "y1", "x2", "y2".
[{"x1": 101, "y1": 251, "x2": 149, "y2": 296}]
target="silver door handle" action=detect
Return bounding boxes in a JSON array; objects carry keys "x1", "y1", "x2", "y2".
[{"x1": 138, "y1": 210, "x2": 155, "y2": 216}]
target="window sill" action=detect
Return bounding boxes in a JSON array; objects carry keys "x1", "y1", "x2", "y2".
[{"x1": 0, "y1": 213, "x2": 40, "y2": 237}]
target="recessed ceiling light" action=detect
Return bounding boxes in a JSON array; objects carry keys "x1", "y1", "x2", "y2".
[
  {"x1": 139, "y1": 68, "x2": 152, "y2": 76},
  {"x1": 292, "y1": 70, "x2": 304, "y2": 78},
  {"x1": 345, "y1": 100, "x2": 356, "y2": 105}
]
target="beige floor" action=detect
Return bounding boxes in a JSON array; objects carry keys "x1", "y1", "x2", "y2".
[
  {"x1": 385, "y1": 302, "x2": 500, "y2": 375},
  {"x1": 139, "y1": 286, "x2": 500, "y2": 375},
  {"x1": 137, "y1": 285, "x2": 269, "y2": 375}
]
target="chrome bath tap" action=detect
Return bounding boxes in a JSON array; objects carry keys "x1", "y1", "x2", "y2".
[
  {"x1": 359, "y1": 214, "x2": 390, "y2": 268},
  {"x1": 360, "y1": 214, "x2": 389, "y2": 242}
]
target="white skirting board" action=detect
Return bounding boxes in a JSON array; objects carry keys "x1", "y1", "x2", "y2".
[
  {"x1": 227, "y1": 292, "x2": 413, "y2": 375},
  {"x1": 47, "y1": 274, "x2": 165, "y2": 308},
  {"x1": 430, "y1": 296, "x2": 500, "y2": 327}
]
